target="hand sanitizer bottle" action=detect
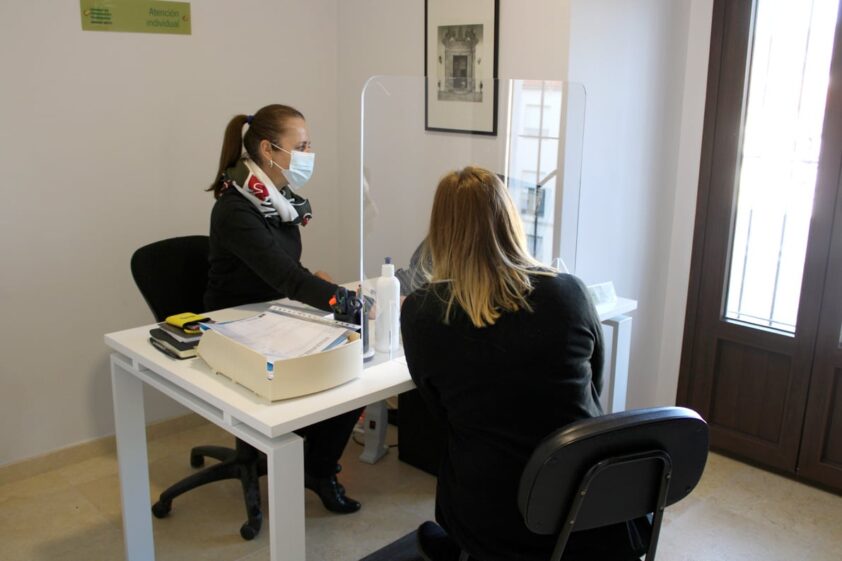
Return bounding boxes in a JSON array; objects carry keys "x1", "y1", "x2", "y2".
[{"x1": 375, "y1": 257, "x2": 401, "y2": 353}]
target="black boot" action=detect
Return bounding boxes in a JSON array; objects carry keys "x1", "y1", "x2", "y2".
[
  {"x1": 334, "y1": 463, "x2": 345, "y2": 495},
  {"x1": 304, "y1": 473, "x2": 361, "y2": 514}
]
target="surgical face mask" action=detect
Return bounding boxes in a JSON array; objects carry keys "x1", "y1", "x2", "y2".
[{"x1": 270, "y1": 143, "x2": 315, "y2": 191}]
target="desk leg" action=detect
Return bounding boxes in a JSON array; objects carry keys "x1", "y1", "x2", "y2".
[
  {"x1": 360, "y1": 401, "x2": 389, "y2": 464},
  {"x1": 111, "y1": 357, "x2": 155, "y2": 561},
  {"x1": 267, "y1": 433, "x2": 305, "y2": 561},
  {"x1": 603, "y1": 315, "x2": 632, "y2": 413}
]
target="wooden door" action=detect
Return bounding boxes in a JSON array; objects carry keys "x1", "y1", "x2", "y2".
[
  {"x1": 678, "y1": 0, "x2": 842, "y2": 477},
  {"x1": 798, "y1": 178, "x2": 842, "y2": 491},
  {"x1": 797, "y1": 31, "x2": 842, "y2": 486}
]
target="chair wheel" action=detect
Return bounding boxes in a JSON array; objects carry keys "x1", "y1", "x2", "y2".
[
  {"x1": 190, "y1": 453, "x2": 205, "y2": 468},
  {"x1": 151, "y1": 500, "x2": 171, "y2": 518},
  {"x1": 240, "y1": 522, "x2": 260, "y2": 540}
]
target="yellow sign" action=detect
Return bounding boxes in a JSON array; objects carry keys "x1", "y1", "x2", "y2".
[{"x1": 80, "y1": 1, "x2": 191, "y2": 35}]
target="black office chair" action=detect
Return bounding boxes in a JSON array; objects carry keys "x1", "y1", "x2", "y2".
[
  {"x1": 517, "y1": 406, "x2": 709, "y2": 561},
  {"x1": 130, "y1": 235, "x2": 267, "y2": 540},
  {"x1": 411, "y1": 407, "x2": 708, "y2": 561}
]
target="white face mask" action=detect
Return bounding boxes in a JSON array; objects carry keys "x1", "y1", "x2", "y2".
[{"x1": 271, "y1": 143, "x2": 315, "y2": 191}]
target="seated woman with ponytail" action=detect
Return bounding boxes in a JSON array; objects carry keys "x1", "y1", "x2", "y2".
[{"x1": 205, "y1": 104, "x2": 362, "y2": 514}]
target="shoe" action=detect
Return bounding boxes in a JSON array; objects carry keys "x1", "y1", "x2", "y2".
[
  {"x1": 308, "y1": 464, "x2": 346, "y2": 494},
  {"x1": 304, "y1": 473, "x2": 361, "y2": 514},
  {"x1": 416, "y1": 521, "x2": 463, "y2": 561}
]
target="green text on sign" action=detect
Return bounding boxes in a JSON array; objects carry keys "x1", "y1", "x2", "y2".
[{"x1": 80, "y1": 1, "x2": 191, "y2": 35}]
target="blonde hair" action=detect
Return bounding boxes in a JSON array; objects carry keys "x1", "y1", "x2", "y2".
[{"x1": 426, "y1": 166, "x2": 552, "y2": 328}]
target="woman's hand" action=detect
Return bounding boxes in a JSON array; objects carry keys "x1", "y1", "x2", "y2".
[{"x1": 314, "y1": 270, "x2": 334, "y2": 282}]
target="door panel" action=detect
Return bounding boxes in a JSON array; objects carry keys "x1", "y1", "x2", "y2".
[
  {"x1": 798, "y1": 160, "x2": 842, "y2": 488},
  {"x1": 679, "y1": 0, "x2": 842, "y2": 478},
  {"x1": 817, "y1": 367, "x2": 842, "y2": 464},
  {"x1": 798, "y1": 228, "x2": 842, "y2": 486},
  {"x1": 820, "y1": 368, "x2": 842, "y2": 465},
  {"x1": 792, "y1": 3, "x2": 842, "y2": 490},
  {"x1": 708, "y1": 339, "x2": 790, "y2": 444},
  {"x1": 714, "y1": 321, "x2": 797, "y2": 352},
  {"x1": 680, "y1": 0, "x2": 815, "y2": 472}
]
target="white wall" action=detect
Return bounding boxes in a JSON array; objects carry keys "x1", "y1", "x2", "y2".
[
  {"x1": 569, "y1": 0, "x2": 712, "y2": 408},
  {"x1": 0, "y1": 0, "x2": 712, "y2": 466},
  {"x1": 335, "y1": 0, "x2": 573, "y2": 279},
  {"x1": 0, "y1": 0, "x2": 342, "y2": 466},
  {"x1": 339, "y1": 0, "x2": 712, "y2": 410},
  {"x1": 336, "y1": 1, "x2": 421, "y2": 278},
  {"x1": 656, "y1": 0, "x2": 713, "y2": 406}
]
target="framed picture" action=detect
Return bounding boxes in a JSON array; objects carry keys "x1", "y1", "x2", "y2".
[{"x1": 425, "y1": 0, "x2": 499, "y2": 135}]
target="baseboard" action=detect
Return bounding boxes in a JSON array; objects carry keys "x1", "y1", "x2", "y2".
[{"x1": 0, "y1": 413, "x2": 209, "y2": 487}]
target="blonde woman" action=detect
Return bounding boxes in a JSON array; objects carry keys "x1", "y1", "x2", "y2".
[{"x1": 401, "y1": 167, "x2": 646, "y2": 561}]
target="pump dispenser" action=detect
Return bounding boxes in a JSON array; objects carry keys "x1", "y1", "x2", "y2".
[{"x1": 374, "y1": 257, "x2": 401, "y2": 353}]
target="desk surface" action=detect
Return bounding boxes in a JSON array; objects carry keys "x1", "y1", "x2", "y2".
[
  {"x1": 105, "y1": 297, "x2": 636, "y2": 440},
  {"x1": 105, "y1": 305, "x2": 414, "y2": 439},
  {"x1": 597, "y1": 297, "x2": 637, "y2": 319}
]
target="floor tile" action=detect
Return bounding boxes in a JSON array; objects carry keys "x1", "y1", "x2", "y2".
[
  {"x1": 2, "y1": 424, "x2": 840, "y2": 561},
  {"x1": 657, "y1": 499, "x2": 826, "y2": 561},
  {"x1": 0, "y1": 484, "x2": 123, "y2": 561}
]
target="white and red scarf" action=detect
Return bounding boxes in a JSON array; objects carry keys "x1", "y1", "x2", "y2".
[{"x1": 226, "y1": 158, "x2": 299, "y2": 223}]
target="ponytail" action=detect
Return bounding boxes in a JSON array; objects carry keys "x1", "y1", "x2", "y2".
[
  {"x1": 207, "y1": 114, "x2": 249, "y2": 198},
  {"x1": 206, "y1": 105, "x2": 305, "y2": 199}
]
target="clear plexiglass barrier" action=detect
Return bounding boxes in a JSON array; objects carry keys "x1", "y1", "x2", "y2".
[{"x1": 358, "y1": 76, "x2": 585, "y2": 363}]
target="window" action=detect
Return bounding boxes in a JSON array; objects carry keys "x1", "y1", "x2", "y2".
[
  {"x1": 724, "y1": 0, "x2": 838, "y2": 333},
  {"x1": 506, "y1": 80, "x2": 563, "y2": 264}
]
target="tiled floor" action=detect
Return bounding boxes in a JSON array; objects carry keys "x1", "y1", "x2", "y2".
[{"x1": 0, "y1": 420, "x2": 839, "y2": 561}]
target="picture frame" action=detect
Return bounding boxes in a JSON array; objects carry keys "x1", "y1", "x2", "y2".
[{"x1": 425, "y1": 0, "x2": 499, "y2": 135}]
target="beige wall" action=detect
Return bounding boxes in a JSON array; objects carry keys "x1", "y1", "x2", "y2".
[
  {"x1": 568, "y1": 0, "x2": 713, "y2": 408},
  {"x1": 655, "y1": 0, "x2": 714, "y2": 406},
  {"x1": 0, "y1": 0, "x2": 713, "y2": 467},
  {"x1": 337, "y1": 0, "x2": 713, "y2": 410},
  {"x1": 335, "y1": 0, "x2": 574, "y2": 278},
  {"x1": 0, "y1": 0, "x2": 342, "y2": 466}
]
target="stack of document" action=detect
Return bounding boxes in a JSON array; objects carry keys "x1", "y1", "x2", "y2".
[
  {"x1": 202, "y1": 309, "x2": 352, "y2": 363},
  {"x1": 149, "y1": 322, "x2": 204, "y2": 359}
]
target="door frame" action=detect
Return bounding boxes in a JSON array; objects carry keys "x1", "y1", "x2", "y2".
[
  {"x1": 677, "y1": 0, "x2": 842, "y2": 474},
  {"x1": 795, "y1": 10, "x2": 842, "y2": 487}
]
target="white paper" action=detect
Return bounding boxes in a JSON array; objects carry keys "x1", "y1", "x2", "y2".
[{"x1": 205, "y1": 312, "x2": 350, "y2": 362}]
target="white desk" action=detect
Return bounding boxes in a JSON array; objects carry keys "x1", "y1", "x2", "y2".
[
  {"x1": 597, "y1": 298, "x2": 637, "y2": 414},
  {"x1": 106, "y1": 306, "x2": 414, "y2": 561},
  {"x1": 106, "y1": 298, "x2": 635, "y2": 561}
]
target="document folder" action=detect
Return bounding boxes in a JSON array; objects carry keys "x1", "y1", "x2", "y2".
[{"x1": 197, "y1": 329, "x2": 362, "y2": 401}]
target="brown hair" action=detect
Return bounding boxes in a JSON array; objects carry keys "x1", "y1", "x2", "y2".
[
  {"x1": 206, "y1": 104, "x2": 305, "y2": 198},
  {"x1": 426, "y1": 166, "x2": 552, "y2": 328}
]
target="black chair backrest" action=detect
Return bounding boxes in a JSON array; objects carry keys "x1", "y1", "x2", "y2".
[
  {"x1": 130, "y1": 236, "x2": 210, "y2": 322},
  {"x1": 518, "y1": 406, "x2": 708, "y2": 535}
]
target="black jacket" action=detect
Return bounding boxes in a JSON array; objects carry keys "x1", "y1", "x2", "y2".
[
  {"x1": 204, "y1": 188, "x2": 337, "y2": 312},
  {"x1": 401, "y1": 273, "x2": 643, "y2": 561}
]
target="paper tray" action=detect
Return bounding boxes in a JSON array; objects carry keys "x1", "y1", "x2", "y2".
[{"x1": 197, "y1": 329, "x2": 362, "y2": 401}]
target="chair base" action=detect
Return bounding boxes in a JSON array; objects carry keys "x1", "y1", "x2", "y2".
[{"x1": 151, "y1": 438, "x2": 266, "y2": 540}]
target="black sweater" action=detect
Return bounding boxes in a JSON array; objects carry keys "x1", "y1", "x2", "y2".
[
  {"x1": 204, "y1": 189, "x2": 338, "y2": 312},
  {"x1": 401, "y1": 274, "x2": 642, "y2": 561}
]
